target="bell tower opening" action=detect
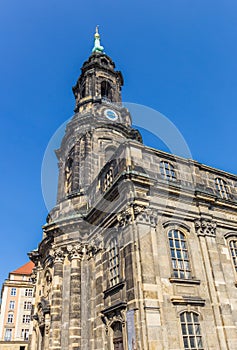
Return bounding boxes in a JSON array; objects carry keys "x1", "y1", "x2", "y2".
[{"x1": 101, "y1": 80, "x2": 112, "y2": 100}]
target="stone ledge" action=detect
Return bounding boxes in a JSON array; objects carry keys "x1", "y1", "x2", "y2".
[
  {"x1": 171, "y1": 296, "x2": 205, "y2": 306},
  {"x1": 169, "y1": 277, "x2": 201, "y2": 285},
  {"x1": 103, "y1": 281, "x2": 125, "y2": 298}
]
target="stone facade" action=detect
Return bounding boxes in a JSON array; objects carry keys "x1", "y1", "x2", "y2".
[{"x1": 29, "y1": 37, "x2": 237, "y2": 349}]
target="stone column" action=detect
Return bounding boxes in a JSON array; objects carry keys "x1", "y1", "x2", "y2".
[
  {"x1": 51, "y1": 247, "x2": 65, "y2": 350},
  {"x1": 195, "y1": 219, "x2": 228, "y2": 350},
  {"x1": 67, "y1": 244, "x2": 84, "y2": 350}
]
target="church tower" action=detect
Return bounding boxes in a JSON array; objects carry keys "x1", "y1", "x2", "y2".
[{"x1": 29, "y1": 28, "x2": 237, "y2": 350}]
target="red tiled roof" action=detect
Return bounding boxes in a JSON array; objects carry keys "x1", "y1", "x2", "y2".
[{"x1": 11, "y1": 261, "x2": 35, "y2": 275}]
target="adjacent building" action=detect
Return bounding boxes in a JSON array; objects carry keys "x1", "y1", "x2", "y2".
[
  {"x1": 29, "y1": 29, "x2": 237, "y2": 349},
  {"x1": 0, "y1": 261, "x2": 34, "y2": 350}
]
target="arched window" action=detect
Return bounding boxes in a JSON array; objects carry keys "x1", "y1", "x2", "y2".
[
  {"x1": 180, "y1": 312, "x2": 204, "y2": 349},
  {"x1": 229, "y1": 239, "x2": 237, "y2": 272},
  {"x1": 215, "y1": 177, "x2": 229, "y2": 199},
  {"x1": 108, "y1": 238, "x2": 119, "y2": 286},
  {"x1": 101, "y1": 80, "x2": 112, "y2": 100},
  {"x1": 168, "y1": 229, "x2": 191, "y2": 279},
  {"x1": 160, "y1": 161, "x2": 176, "y2": 181}
]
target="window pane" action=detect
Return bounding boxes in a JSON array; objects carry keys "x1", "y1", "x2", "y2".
[
  {"x1": 188, "y1": 324, "x2": 194, "y2": 335},
  {"x1": 183, "y1": 337, "x2": 189, "y2": 348},
  {"x1": 190, "y1": 336, "x2": 195, "y2": 348},
  {"x1": 181, "y1": 324, "x2": 187, "y2": 335},
  {"x1": 197, "y1": 336, "x2": 203, "y2": 348},
  {"x1": 186, "y1": 313, "x2": 192, "y2": 323}
]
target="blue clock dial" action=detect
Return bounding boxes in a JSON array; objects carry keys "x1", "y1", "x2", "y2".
[{"x1": 105, "y1": 109, "x2": 118, "y2": 121}]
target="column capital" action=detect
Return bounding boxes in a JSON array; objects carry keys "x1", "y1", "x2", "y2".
[
  {"x1": 67, "y1": 244, "x2": 84, "y2": 260},
  {"x1": 53, "y1": 247, "x2": 65, "y2": 263}
]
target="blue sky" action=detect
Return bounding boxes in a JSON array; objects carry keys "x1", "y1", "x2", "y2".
[{"x1": 0, "y1": 0, "x2": 237, "y2": 286}]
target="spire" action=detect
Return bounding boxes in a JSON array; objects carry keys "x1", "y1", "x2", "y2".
[{"x1": 92, "y1": 25, "x2": 104, "y2": 53}]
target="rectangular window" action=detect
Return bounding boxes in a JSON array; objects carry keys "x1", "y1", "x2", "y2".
[
  {"x1": 4, "y1": 328, "x2": 12, "y2": 341},
  {"x1": 22, "y1": 315, "x2": 31, "y2": 324},
  {"x1": 7, "y1": 313, "x2": 13, "y2": 323},
  {"x1": 10, "y1": 288, "x2": 16, "y2": 296},
  {"x1": 168, "y1": 229, "x2": 191, "y2": 279},
  {"x1": 21, "y1": 328, "x2": 29, "y2": 341},
  {"x1": 25, "y1": 288, "x2": 33, "y2": 297},
  {"x1": 24, "y1": 301, "x2": 32, "y2": 310},
  {"x1": 108, "y1": 238, "x2": 120, "y2": 286},
  {"x1": 9, "y1": 301, "x2": 15, "y2": 310}
]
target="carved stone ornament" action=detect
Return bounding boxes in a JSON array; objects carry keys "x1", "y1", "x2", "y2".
[
  {"x1": 194, "y1": 218, "x2": 217, "y2": 237},
  {"x1": 117, "y1": 207, "x2": 133, "y2": 227},
  {"x1": 136, "y1": 208, "x2": 158, "y2": 227},
  {"x1": 30, "y1": 268, "x2": 37, "y2": 284},
  {"x1": 101, "y1": 304, "x2": 126, "y2": 334},
  {"x1": 67, "y1": 244, "x2": 85, "y2": 260},
  {"x1": 43, "y1": 270, "x2": 52, "y2": 299},
  {"x1": 53, "y1": 247, "x2": 65, "y2": 263},
  {"x1": 33, "y1": 298, "x2": 50, "y2": 328},
  {"x1": 86, "y1": 242, "x2": 102, "y2": 258},
  {"x1": 117, "y1": 204, "x2": 146, "y2": 227}
]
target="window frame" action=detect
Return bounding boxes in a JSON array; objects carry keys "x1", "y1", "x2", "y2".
[
  {"x1": 24, "y1": 301, "x2": 32, "y2": 310},
  {"x1": 7, "y1": 313, "x2": 14, "y2": 324},
  {"x1": 215, "y1": 177, "x2": 229, "y2": 200},
  {"x1": 21, "y1": 328, "x2": 30, "y2": 341},
  {"x1": 4, "y1": 328, "x2": 12, "y2": 341},
  {"x1": 22, "y1": 314, "x2": 31, "y2": 324},
  {"x1": 108, "y1": 237, "x2": 120, "y2": 287},
  {"x1": 160, "y1": 160, "x2": 177, "y2": 181},
  {"x1": 25, "y1": 288, "x2": 33, "y2": 297},
  {"x1": 9, "y1": 300, "x2": 15, "y2": 310},
  {"x1": 167, "y1": 228, "x2": 192, "y2": 280},
  {"x1": 179, "y1": 311, "x2": 204, "y2": 350},
  {"x1": 103, "y1": 166, "x2": 114, "y2": 192},
  {"x1": 10, "y1": 288, "x2": 16, "y2": 296}
]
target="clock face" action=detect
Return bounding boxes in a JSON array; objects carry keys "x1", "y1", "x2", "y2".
[{"x1": 104, "y1": 109, "x2": 118, "y2": 121}]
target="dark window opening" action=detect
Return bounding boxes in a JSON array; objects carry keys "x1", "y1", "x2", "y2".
[
  {"x1": 101, "y1": 80, "x2": 112, "y2": 100},
  {"x1": 112, "y1": 322, "x2": 124, "y2": 350},
  {"x1": 81, "y1": 84, "x2": 86, "y2": 98},
  {"x1": 101, "y1": 58, "x2": 108, "y2": 65}
]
